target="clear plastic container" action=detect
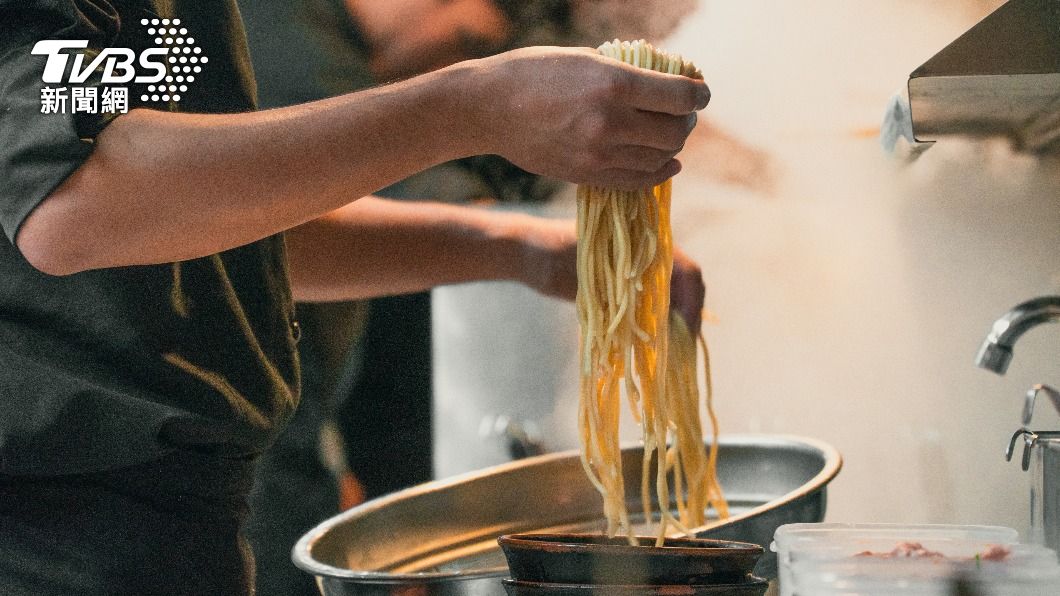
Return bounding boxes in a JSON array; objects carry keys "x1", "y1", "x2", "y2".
[
  {"x1": 770, "y1": 523, "x2": 1022, "y2": 596},
  {"x1": 791, "y1": 552, "x2": 1060, "y2": 596}
]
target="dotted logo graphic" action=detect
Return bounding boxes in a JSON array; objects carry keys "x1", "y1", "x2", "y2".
[{"x1": 138, "y1": 18, "x2": 207, "y2": 103}]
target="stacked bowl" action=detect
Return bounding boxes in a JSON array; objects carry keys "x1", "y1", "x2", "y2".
[{"x1": 498, "y1": 534, "x2": 771, "y2": 596}]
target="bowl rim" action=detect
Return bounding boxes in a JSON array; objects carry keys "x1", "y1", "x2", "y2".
[
  {"x1": 500, "y1": 577, "x2": 771, "y2": 587},
  {"x1": 499, "y1": 577, "x2": 772, "y2": 595},
  {"x1": 498, "y1": 532, "x2": 765, "y2": 556}
]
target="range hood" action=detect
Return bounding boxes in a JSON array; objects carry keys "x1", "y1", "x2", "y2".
[{"x1": 906, "y1": 0, "x2": 1060, "y2": 154}]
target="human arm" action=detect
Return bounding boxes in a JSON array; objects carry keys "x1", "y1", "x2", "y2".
[
  {"x1": 285, "y1": 196, "x2": 537, "y2": 301},
  {"x1": 17, "y1": 47, "x2": 709, "y2": 275},
  {"x1": 286, "y1": 196, "x2": 706, "y2": 331}
]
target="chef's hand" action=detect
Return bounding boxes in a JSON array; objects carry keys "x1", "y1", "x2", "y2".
[
  {"x1": 471, "y1": 47, "x2": 710, "y2": 190},
  {"x1": 518, "y1": 217, "x2": 705, "y2": 334}
]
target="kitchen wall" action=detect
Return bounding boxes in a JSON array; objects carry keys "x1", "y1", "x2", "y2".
[{"x1": 433, "y1": 0, "x2": 1060, "y2": 537}]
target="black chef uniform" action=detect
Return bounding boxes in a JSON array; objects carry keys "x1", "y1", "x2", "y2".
[{"x1": 0, "y1": 1, "x2": 299, "y2": 594}]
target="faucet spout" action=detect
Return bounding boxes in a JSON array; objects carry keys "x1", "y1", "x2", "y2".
[{"x1": 976, "y1": 296, "x2": 1060, "y2": 375}]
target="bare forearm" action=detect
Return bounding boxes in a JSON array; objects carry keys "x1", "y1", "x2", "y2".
[
  {"x1": 19, "y1": 63, "x2": 483, "y2": 274},
  {"x1": 18, "y1": 47, "x2": 709, "y2": 276},
  {"x1": 286, "y1": 197, "x2": 538, "y2": 302}
]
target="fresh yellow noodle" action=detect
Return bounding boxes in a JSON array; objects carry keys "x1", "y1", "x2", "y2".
[{"x1": 576, "y1": 39, "x2": 727, "y2": 546}]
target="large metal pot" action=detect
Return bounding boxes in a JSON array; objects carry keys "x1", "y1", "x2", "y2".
[{"x1": 293, "y1": 434, "x2": 842, "y2": 596}]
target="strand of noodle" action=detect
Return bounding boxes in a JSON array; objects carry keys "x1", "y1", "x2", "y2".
[
  {"x1": 605, "y1": 193, "x2": 632, "y2": 335},
  {"x1": 640, "y1": 420, "x2": 653, "y2": 530},
  {"x1": 699, "y1": 330, "x2": 729, "y2": 518},
  {"x1": 577, "y1": 189, "x2": 599, "y2": 355}
]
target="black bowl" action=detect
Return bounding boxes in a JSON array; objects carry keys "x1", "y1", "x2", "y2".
[
  {"x1": 501, "y1": 578, "x2": 770, "y2": 596},
  {"x1": 498, "y1": 533, "x2": 763, "y2": 586}
]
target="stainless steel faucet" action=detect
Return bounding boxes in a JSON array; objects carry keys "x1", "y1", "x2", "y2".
[{"x1": 975, "y1": 296, "x2": 1060, "y2": 375}]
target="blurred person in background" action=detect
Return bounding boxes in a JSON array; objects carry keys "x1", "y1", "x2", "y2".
[{"x1": 237, "y1": 0, "x2": 702, "y2": 594}]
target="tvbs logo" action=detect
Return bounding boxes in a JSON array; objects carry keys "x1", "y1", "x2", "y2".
[
  {"x1": 32, "y1": 40, "x2": 168, "y2": 84},
  {"x1": 33, "y1": 17, "x2": 206, "y2": 85},
  {"x1": 32, "y1": 18, "x2": 206, "y2": 113}
]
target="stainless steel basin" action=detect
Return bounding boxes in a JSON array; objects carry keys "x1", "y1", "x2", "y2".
[{"x1": 293, "y1": 434, "x2": 842, "y2": 596}]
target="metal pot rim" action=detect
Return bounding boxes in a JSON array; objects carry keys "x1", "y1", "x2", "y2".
[{"x1": 291, "y1": 433, "x2": 842, "y2": 583}]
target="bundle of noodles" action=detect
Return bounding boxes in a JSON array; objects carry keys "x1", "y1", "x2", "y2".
[{"x1": 576, "y1": 39, "x2": 727, "y2": 546}]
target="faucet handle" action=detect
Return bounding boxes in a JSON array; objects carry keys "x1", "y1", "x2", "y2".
[
  {"x1": 1006, "y1": 428, "x2": 1031, "y2": 462},
  {"x1": 1006, "y1": 428, "x2": 1060, "y2": 471},
  {"x1": 1004, "y1": 429, "x2": 1040, "y2": 472},
  {"x1": 1023, "y1": 384, "x2": 1060, "y2": 426}
]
